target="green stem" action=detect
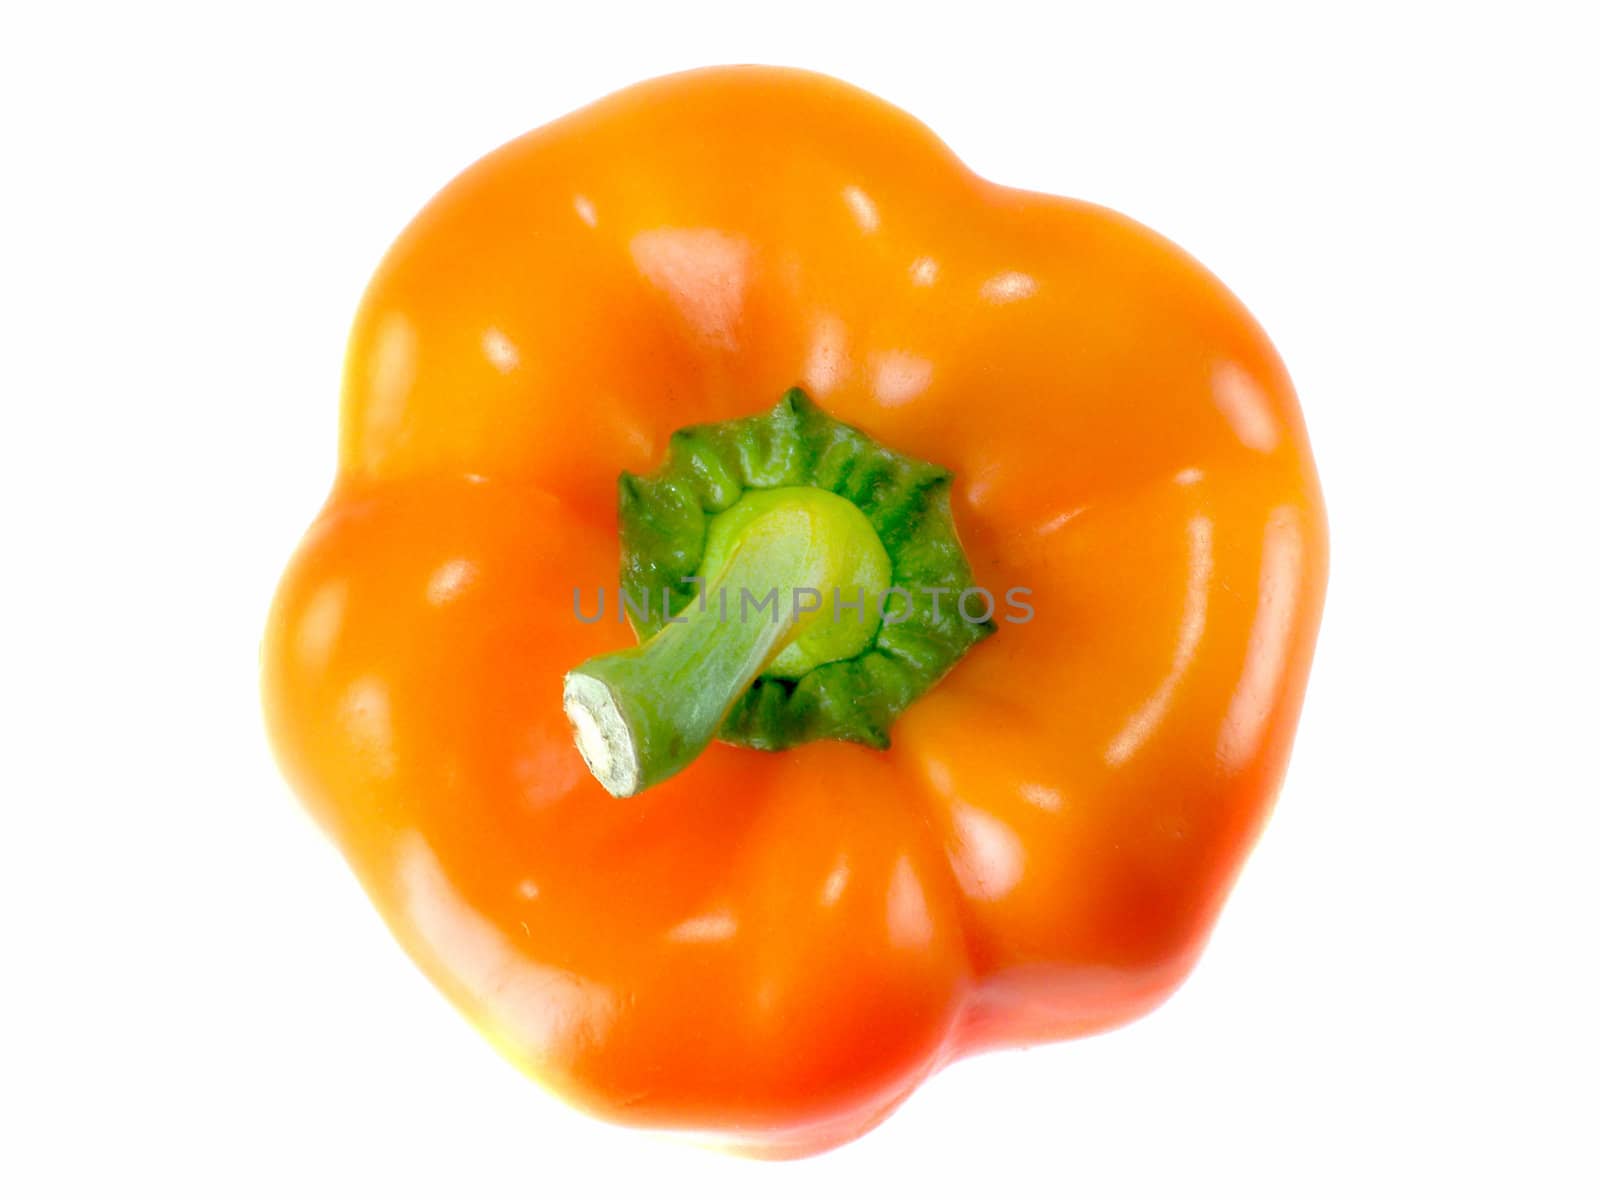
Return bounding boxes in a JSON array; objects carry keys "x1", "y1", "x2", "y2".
[
  {"x1": 564, "y1": 389, "x2": 994, "y2": 797},
  {"x1": 563, "y1": 488, "x2": 886, "y2": 797}
]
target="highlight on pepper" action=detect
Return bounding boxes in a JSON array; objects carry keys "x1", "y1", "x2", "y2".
[{"x1": 262, "y1": 65, "x2": 1328, "y2": 1157}]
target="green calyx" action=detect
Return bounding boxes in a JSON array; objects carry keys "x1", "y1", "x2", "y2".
[{"x1": 563, "y1": 389, "x2": 993, "y2": 797}]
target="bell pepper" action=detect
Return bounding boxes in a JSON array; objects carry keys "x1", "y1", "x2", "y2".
[{"x1": 262, "y1": 66, "x2": 1327, "y2": 1156}]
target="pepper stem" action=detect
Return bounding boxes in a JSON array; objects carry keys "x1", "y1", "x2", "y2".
[{"x1": 564, "y1": 487, "x2": 888, "y2": 797}]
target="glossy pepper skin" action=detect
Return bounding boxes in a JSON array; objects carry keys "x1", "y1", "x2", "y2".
[{"x1": 263, "y1": 66, "x2": 1328, "y2": 1156}]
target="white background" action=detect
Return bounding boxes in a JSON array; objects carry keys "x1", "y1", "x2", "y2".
[{"x1": 3, "y1": 2, "x2": 1597, "y2": 1196}]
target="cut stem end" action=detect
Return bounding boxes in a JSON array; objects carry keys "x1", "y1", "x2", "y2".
[{"x1": 563, "y1": 673, "x2": 642, "y2": 798}]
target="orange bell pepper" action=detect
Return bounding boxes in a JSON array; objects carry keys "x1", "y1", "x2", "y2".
[{"x1": 262, "y1": 66, "x2": 1327, "y2": 1156}]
